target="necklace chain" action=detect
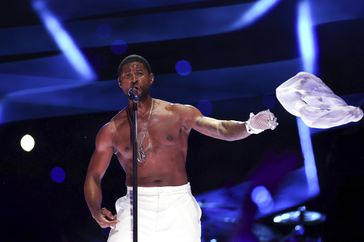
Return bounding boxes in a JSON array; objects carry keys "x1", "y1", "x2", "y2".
[{"x1": 137, "y1": 99, "x2": 154, "y2": 163}]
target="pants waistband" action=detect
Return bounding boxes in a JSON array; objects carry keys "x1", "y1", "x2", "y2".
[{"x1": 127, "y1": 183, "x2": 191, "y2": 196}]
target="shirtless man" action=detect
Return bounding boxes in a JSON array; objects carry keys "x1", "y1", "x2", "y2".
[{"x1": 84, "y1": 55, "x2": 278, "y2": 242}]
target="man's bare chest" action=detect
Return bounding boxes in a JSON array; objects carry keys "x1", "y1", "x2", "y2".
[{"x1": 113, "y1": 115, "x2": 187, "y2": 157}]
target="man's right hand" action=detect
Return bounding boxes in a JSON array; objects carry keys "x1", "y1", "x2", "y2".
[{"x1": 93, "y1": 208, "x2": 119, "y2": 228}]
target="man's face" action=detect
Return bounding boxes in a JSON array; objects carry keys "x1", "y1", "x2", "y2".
[{"x1": 118, "y1": 61, "x2": 154, "y2": 100}]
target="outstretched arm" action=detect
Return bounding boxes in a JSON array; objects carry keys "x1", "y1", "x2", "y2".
[
  {"x1": 84, "y1": 122, "x2": 118, "y2": 228},
  {"x1": 182, "y1": 105, "x2": 278, "y2": 141},
  {"x1": 194, "y1": 116, "x2": 250, "y2": 141}
]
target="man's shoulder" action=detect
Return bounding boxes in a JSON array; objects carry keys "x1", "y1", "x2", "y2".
[
  {"x1": 110, "y1": 108, "x2": 128, "y2": 122},
  {"x1": 97, "y1": 108, "x2": 128, "y2": 134},
  {"x1": 156, "y1": 98, "x2": 195, "y2": 112}
]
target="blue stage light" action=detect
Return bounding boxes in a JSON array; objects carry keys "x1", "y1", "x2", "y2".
[
  {"x1": 50, "y1": 166, "x2": 66, "y2": 183},
  {"x1": 32, "y1": 0, "x2": 96, "y2": 81},
  {"x1": 251, "y1": 185, "x2": 273, "y2": 213},
  {"x1": 297, "y1": 0, "x2": 317, "y2": 73},
  {"x1": 296, "y1": 0, "x2": 320, "y2": 197},
  {"x1": 296, "y1": 117, "x2": 320, "y2": 196},
  {"x1": 175, "y1": 60, "x2": 192, "y2": 76},
  {"x1": 232, "y1": 0, "x2": 280, "y2": 28}
]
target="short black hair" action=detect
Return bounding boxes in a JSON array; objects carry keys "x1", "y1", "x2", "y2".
[{"x1": 117, "y1": 54, "x2": 152, "y2": 76}]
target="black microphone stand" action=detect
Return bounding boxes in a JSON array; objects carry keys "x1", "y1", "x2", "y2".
[{"x1": 130, "y1": 98, "x2": 139, "y2": 242}]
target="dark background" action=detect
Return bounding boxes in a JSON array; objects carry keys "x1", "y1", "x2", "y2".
[{"x1": 0, "y1": 0, "x2": 363, "y2": 241}]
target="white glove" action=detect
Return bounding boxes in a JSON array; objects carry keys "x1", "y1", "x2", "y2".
[{"x1": 245, "y1": 110, "x2": 278, "y2": 134}]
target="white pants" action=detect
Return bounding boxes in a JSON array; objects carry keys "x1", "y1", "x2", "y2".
[{"x1": 107, "y1": 183, "x2": 202, "y2": 242}]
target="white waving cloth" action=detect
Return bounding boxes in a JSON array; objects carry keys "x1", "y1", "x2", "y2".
[{"x1": 276, "y1": 72, "x2": 363, "y2": 129}]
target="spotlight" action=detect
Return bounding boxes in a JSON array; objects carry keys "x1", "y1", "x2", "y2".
[
  {"x1": 232, "y1": 0, "x2": 280, "y2": 29},
  {"x1": 32, "y1": 0, "x2": 96, "y2": 81},
  {"x1": 296, "y1": 0, "x2": 320, "y2": 197},
  {"x1": 51, "y1": 166, "x2": 66, "y2": 183},
  {"x1": 251, "y1": 185, "x2": 273, "y2": 213},
  {"x1": 297, "y1": 0, "x2": 317, "y2": 73},
  {"x1": 20, "y1": 134, "x2": 35, "y2": 152},
  {"x1": 175, "y1": 60, "x2": 192, "y2": 76}
]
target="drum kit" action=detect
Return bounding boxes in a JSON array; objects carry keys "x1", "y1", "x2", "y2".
[
  {"x1": 273, "y1": 206, "x2": 326, "y2": 242},
  {"x1": 200, "y1": 202, "x2": 326, "y2": 242}
]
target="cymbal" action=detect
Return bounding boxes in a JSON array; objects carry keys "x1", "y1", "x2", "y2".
[{"x1": 273, "y1": 206, "x2": 326, "y2": 225}]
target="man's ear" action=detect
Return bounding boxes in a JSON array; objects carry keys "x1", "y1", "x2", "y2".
[
  {"x1": 150, "y1": 73, "x2": 155, "y2": 84},
  {"x1": 117, "y1": 77, "x2": 122, "y2": 88}
]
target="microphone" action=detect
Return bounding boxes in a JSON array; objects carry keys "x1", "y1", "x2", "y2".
[{"x1": 127, "y1": 87, "x2": 140, "y2": 103}]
